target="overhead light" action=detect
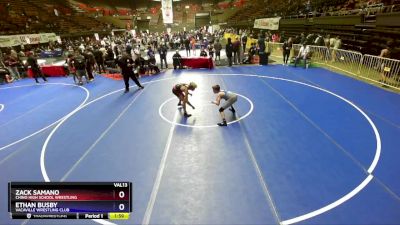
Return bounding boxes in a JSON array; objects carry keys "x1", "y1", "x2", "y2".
[{"x1": 185, "y1": 5, "x2": 190, "y2": 9}]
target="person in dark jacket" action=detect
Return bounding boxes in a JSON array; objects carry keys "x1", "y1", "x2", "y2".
[
  {"x1": 214, "y1": 39, "x2": 222, "y2": 61},
  {"x1": 72, "y1": 51, "x2": 88, "y2": 85},
  {"x1": 232, "y1": 37, "x2": 241, "y2": 64},
  {"x1": 282, "y1": 38, "x2": 293, "y2": 65},
  {"x1": 241, "y1": 34, "x2": 248, "y2": 54},
  {"x1": 200, "y1": 47, "x2": 207, "y2": 57},
  {"x1": 93, "y1": 47, "x2": 106, "y2": 73},
  {"x1": 134, "y1": 54, "x2": 146, "y2": 75},
  {"x1": 184, "y1": 38, "x2": 191, "y2": 57},
  {"x1": 158, "y1": 44, "x2": 168, "y2": 69},
  {"x1": 83, "y1": 49, "x2": 96, "y2": 81},
  {"x1": 208, "y1": 45, "x2": 214, "y2": 59},
  {"x1": 113, "y1": 45, "x2": 119, "y2": 58},
  {"x1": 26, "y1": 51, "x2": 47, "y2": 83},
  {"x1": 117, "y1": 53, "x2": 144, "y2": 92},
  {"x1": 257, "y1": 34, "x2": 266, "y2": 53},
  {"x1": 172, "y1": 50, "x2": 183, "y2": 69},
  {"x1": 126, "y1": 44, "x2": 132, "y2": 55},
  {"x1": 243, "y1": 43, "x2": 256, "y2": 64},
  {"x1": 225, "y1": 38, "x2": 233, "y2": 67},
  {"x1": 106, "y1": 46, "x2": 114, "y2": 61}
]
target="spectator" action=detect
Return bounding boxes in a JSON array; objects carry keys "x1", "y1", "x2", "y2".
[
  {"x1": 214, "y1": 39, "x2": 222, "y2": 62},
  {"x1": 226, "y1": 38, "x2": 234, "y2": 67},
  {"x1": 172, "y1": 50, "x2": 183, "y2": 69},
  {"x1": 147, "y1": 46, "x2": 156, "y2": 66},
  {"x1": 5, "y1": 54, "x2": 20, "y2": 80},
  {"x1": 113, "y1": 44, "x2": 120, "y2": 58},
  {"x1": 0, "y1": 61, "x2": 12, "y2": 84},
  {"x1": 83, "y1": 48, "x2": 96, "y2": 81},
  {"x1": 65, "y1": 53, "x2": 76, "y2": 78},
  {"x1": 203, "y1": 38, "x2": 209, "y2": 49},
  {"x1": 146, "y1": 47, "x2": 160, "y2": 75},
  {"x1": 314, "y1": 34, "x2": 324, "y2": 46},
  {"x1": 233, "y1": 37, "x2": 241, "y2": 64},
  {"x1": 208, "y1": 45, "x2": 214, "y2": 59},
  {"x1": 134, "y1": 52, "x2": 146, "y2": 75},
  {"x1": 331, "y1": 36, "x2": 342, "y2": 61},
  {"x1": 300, "y1": 33, "x2": 306, "y2": 45},
  {"x1": 243, "y1": 43, "x2": 257, "y2": 64},
  {"x1": 72, "y1": 51, "x2": 88, "y2": 85},
  {"x1": 294, "y1": 43, "x2": 310, "y2": 68},
  {"x1": 329, "y1": 36, "x2": 336, "y2": 49},
  {"x1": 241, "y1": 32, "x2": 248, "y2": 52},
  {"x1": 200, "y1": 47, "x2": 208, "y2": 57},
  {"x1": 106, "y1": 46, "x2": 114, "y2": 61},
  {"x1": 379, "y1": 40, "x2": 394, "y2": 83},
  {"x1": 94, "y1": 47, "x2": 106, "y2": 73},
  {"x1": 333, "y1": 36, "x2": 342, "y2": 49},
  {"x1": 282, "y1": 38, "x2": 293, "y2": 65},
  {"x1": 126, "y1": 43, "x2": 132, "y2": 55},
  {"x1": 272, "y1": 33, "x2": 280, "y2": 42},
  {"x1": 324, "y1": 34, "x2": 331, "y2": 48},
  {"x1": 191, "y1": 37, "x2": 196, "y2": 56},
  {"x1": 158, "y1": 44, "x2": 168, "y2": 69},
  {"x1": 257, "y1": 33, "x2": 266, "y2": 53},
  {"x1": 184, "y1": 37, "x2": 191, "y2": 56}
]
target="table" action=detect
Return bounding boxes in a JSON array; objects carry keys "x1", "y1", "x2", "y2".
[
  {"x1": 40, "y1": 50, "x2": 63, "y2": 58},
  {"x1": 181, "y1": 57, "x2": 214, "y2": 69},
  {"x1": 27, "y1": 65, "x2": 67, "y2": 77}
]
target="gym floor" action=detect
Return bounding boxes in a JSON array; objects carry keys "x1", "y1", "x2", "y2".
[{"x1": 1, "y1": 65, "x2": 400, "y2": 225}]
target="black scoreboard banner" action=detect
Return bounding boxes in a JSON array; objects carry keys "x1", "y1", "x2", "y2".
[{"x1": 8, "y1": 182, "x2": 132, "y2": 220}]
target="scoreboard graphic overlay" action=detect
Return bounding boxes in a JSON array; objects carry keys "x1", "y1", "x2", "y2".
[{"x1": 8, "y1": 182, "x2": 132, "y2": 220}]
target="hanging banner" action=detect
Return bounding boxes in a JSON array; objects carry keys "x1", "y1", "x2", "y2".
[
  {"x1": 45, "y1": 33, "x2": 57, "y2": 42},
  {"x1": 18, "y1": 34, "x2": 41, "y2": 45},
  {"x1": 40, "y1": 34, "x2": 49, "y2": 43},
  {"x1": 254, "y1": 17, "x2": 281, "y2": 30},
  {"x1": 0, "y1": 36, "x2": 13, "y2": 47},
  {"x1": 10, "y1": 36, "x2": 22, "y2": 46},
  {"x1": 0, "y1": 33, "x2": 57, "y2": 47},
  {"x1": 161, "y1": 0, "x2": 173, "y2": 24}
]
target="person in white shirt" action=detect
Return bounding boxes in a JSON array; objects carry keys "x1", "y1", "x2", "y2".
[
  {"x1": 294, "y1": 43, "x2": 310, "y2": 68},
  {"x1": 331, "y1": 36, "x2": 342, "y2": 62},
  {"x1": 329, "y1": 37, "x2": 336, "y2": 49},
  {"x1": 333, "y1": 36, "x2": 342, "y2": 50}
]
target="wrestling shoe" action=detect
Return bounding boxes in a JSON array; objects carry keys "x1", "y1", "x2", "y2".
[{"x1": 218, "y1": 121, "x2": 227, "y2": 126}]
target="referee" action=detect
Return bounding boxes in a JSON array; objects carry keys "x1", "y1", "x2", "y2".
[{"x1": 117, "y1": 53, "x2": 144, "y2": 93}]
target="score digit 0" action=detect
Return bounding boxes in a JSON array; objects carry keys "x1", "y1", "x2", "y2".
[
  {"x1": 119, "y1": 191, "x2": 125, "y2": 199},
  {"x1": 119, "y1": 203, "x2": 125, "y2": 211}
]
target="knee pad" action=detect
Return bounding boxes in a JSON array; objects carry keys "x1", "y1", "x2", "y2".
[{"x1": 219, "y1": 107, "x2": 225, "y2": 113}]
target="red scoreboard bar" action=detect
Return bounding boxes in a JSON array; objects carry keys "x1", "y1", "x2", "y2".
[{"x1": 8, "y1": 182, "x2": 132, "y2": 220}]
